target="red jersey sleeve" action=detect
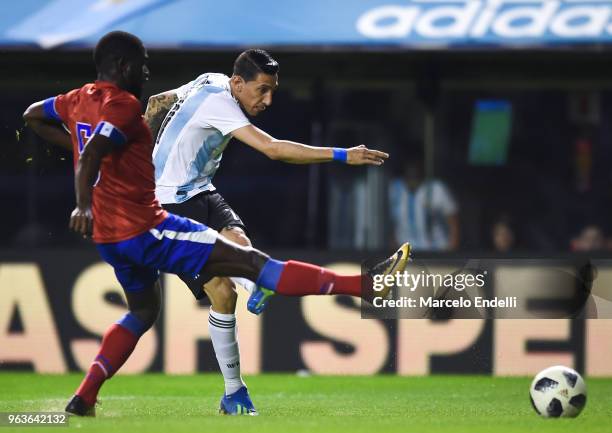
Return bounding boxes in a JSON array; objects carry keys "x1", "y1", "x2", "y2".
[
  {"x1": 43, "y1": 90, "x2": 77, "y2": 123},
  {"x1": 94, "y1": 96, "x2": 142, "y2": 146}
]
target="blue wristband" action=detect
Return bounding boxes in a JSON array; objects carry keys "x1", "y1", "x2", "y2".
[{"x1": 332, "y1": 148, "x2": 348, "y2": 163}]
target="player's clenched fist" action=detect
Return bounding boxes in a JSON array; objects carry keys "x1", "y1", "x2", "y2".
[
  {"x1": 69, "y1": 207, "x2": 93, "y2": 238},
  {"x1": 346, "y1": 144, "x2": 389, "y2": 166}
]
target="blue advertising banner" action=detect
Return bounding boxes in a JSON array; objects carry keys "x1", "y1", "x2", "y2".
[{"x1": 2, "y1": 1, "x2": 612, "y2": 49}]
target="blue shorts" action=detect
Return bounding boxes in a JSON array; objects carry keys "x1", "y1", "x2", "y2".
[{"x1": 96, "y1": 213, "x2": 218, "y2": 293}]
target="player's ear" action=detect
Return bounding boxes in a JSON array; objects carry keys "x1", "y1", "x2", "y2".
[
  {"x1": 117, "y1": 57, "x2": 130, "y2": 79},
  {"x1": 231, "y1": 75, "x2": 245, "y2": 94}
]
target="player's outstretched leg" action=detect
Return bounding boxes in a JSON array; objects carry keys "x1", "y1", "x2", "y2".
[
  {"x1": 201, "y1": 238, "x2": 411, "y2": 316},
  {"x1": 247, "y1": 242, "x2": 411, "y2": 314},
  {"x1": 65, "y1": 280, "x2": 162, "y2": 416}
]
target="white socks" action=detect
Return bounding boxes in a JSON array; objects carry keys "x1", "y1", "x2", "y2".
[{"x1": 208, "y1": 309, "x2": 245, "y2": 395}]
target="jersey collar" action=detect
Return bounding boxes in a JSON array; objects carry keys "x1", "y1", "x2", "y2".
[{"x1": 94, "y1": 80, "x2": 121, "y2": 89}]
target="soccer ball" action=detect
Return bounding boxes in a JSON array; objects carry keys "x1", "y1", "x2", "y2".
[{"x1": 529, "y1": 365, "x2": 587, "y2": 418}]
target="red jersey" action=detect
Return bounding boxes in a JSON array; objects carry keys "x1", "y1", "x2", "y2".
[{"x1": 46, "y1": 81, "x2": 166, "y2": 243}]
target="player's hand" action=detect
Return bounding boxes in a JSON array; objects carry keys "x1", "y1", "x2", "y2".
[
  {"x1": 69, "y1": 206, "x2": 93, "y2": 238},
  {"x1": 346, "y1": 145, "x2": 389, "y2": 166}
]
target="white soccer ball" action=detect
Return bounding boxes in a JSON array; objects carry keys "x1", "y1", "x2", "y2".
[{"x1": 529, "y1": 365, "x2": 587, "y2": 418}]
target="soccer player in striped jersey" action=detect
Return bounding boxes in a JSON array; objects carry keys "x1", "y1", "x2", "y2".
[
  {"x1": 143, "y1": 49, "x2": 390, "y2": 412},
  {"x1": 23, "y1": 32, "x2": 409, "y2": 417}
]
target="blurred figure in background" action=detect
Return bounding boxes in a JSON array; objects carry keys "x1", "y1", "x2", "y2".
[
  {"x1": 490, "y1": 214, "x2": 517, "y2": 253},
  {"x1": 571, "y1": 224, "x2": 606, "y2": 252},
  {"x1": 388, "y1": 156, "x2": 459, "y2": 251}
]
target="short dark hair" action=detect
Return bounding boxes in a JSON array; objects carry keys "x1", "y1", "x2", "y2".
[
  {"x1": 233, "y1": 49, "x2": 279, "y2": 82},
  {"x1": 94, "y1": 31, "x2": 145, "y2": 71}
]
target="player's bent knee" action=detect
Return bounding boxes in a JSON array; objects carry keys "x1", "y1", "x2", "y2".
[
  {"x1": 125, "y1": 283, "x2": 162, "y2": 332},
  {"x1": 205, "y1": 277, "x2": 237, "y2": 313},
  {"x1": 207, "y1": 277, "x2": 237, "y2": 300},
  {"x1": 130, "y1": 296, "x2": 161, "y2": 331},
  {"x1": 130, "y1": 306, "x2": 159, "y2": 332},
  {"x1": 222, "y1": 281, "x2": 238, "y2": 303},
  {"x1": 217, "y1": 279, "x2": 238, "y2": 311}
]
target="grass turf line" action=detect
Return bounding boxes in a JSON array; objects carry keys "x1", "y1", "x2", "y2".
[{"x1": 0, "y1": 373, "x2": 610, "y2": 433}]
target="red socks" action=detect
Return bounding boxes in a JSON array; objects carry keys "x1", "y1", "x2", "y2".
[
  {"x1": 75, "y1": 322, "x2": 141, "y2": 406},
  {"x1": 275, "y1": 260, "x2": 363, "y2": 297}
]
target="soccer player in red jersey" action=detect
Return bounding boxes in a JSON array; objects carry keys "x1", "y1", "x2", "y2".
[{"x1": 23, "y1": 31, "x2": 410, "y2": 417}]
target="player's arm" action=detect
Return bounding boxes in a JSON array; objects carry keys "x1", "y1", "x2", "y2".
[
  {"x1": 23, "y1": 99, "x2": 72, "y2": 150},
  {"x1": 231, "y1": 124, "x2": 388, "y2": 166},
  {"x1": 69, "y1": 134, "x2": 116, "y2": 237},
  {"x1": 144, "y1": 90, "x2": 178, "y2": 141}
]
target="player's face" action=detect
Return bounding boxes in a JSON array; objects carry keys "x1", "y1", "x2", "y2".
[
  {"x1": 123, "y1": 51, "x2": 149, "y2": 98},
  {"x1": 235, "y1": 73, "x2": 278, "y2": 116}
]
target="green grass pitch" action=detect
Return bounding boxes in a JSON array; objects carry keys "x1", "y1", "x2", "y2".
[{"x1": 0, "y1": 373, "x2": 610, "y2": 433}]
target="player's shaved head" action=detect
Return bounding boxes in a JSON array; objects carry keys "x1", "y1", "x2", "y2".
[
  {"x1": 93, "y1": 31, "x2": 149, "y2": 98},
  {"x1": 94, "y1": 31, "x2": 146, "y2": 73},
  {"x1": 233, "y1": 49, "x2": 279, "y2": 82}
]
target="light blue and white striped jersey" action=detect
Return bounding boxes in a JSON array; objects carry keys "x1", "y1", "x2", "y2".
[{"x1": 152, "y1": 73, "x2": 250, "y2": 204}]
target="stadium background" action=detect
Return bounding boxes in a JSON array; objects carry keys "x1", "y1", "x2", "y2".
[{"x1": 1, "y1": 0, "x2": 612, "y2": 377}]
